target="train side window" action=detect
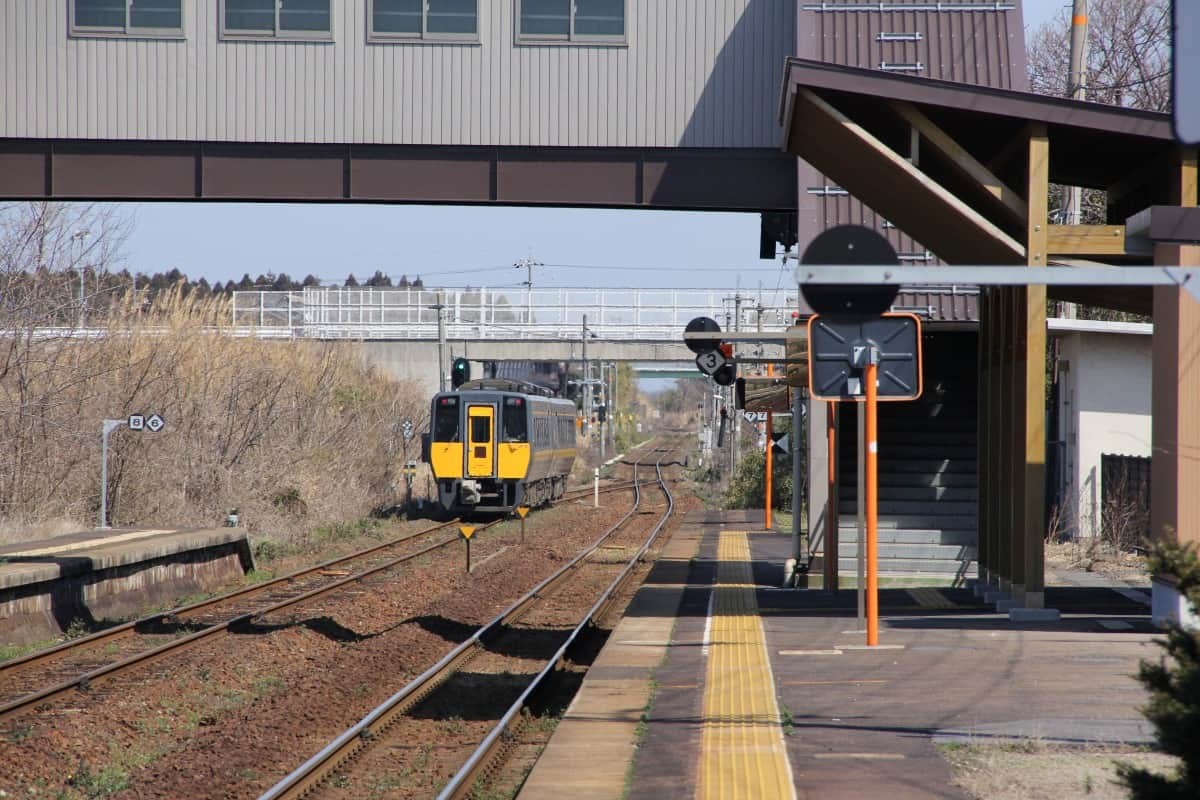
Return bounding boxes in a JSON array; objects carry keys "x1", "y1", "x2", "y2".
[
  {"x1": 503, "y1": 397, "x2": 527, "y2": 442},
  {"x1": 433, "y1": 397, "x2": 459, "y2": 442}
]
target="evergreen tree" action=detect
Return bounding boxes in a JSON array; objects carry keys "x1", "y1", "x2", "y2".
[
  {"x1": 411, "y1": 275, "x2": 424, "y2": 288},
  {"x1": 302, "y1": 274, "x2": 321, "y2": 287},
  {"x1": 366, "y1": 270, "x2": 393, "y2": 287},
  {"x1": 237, "y1": 273, "x2": 254, "y2": 290},
  {"x1": 1120, "y1": 543, "x2": 1200, "y2": 798},
  {"x1": 344, "y1": 273, "x2": 359, "y2": 287}
]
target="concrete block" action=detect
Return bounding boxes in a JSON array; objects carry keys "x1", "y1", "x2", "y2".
[
  {"x1": 1008, "y1": 607, "x2": 1062, "y2": 623},
  {"x1": 1152, "y1": 578, "x2": 1200, "y2": 630}
]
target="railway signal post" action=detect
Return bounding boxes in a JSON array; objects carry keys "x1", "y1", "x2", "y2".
[
  {"x1": 460, "y1": 526, "x2": 476, "y2": 573},
  {"x1": 516, "y1": 506, "x2": 530, "y2": 543}
]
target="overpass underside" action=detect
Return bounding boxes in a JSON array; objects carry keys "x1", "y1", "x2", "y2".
[{"x1": 783, "y1": 60, "x2": 1200, "y2": 615}]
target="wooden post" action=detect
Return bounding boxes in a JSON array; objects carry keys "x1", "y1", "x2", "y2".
[
  {"x1": 1019, "y1": 126, "x2": 1049, "y2": 609},
  {"x1": 1151, "y1": 149, "x2": 1200, "y2": 553}
]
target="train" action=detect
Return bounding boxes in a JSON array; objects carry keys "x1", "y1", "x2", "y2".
[{"x1": 423, "y1": 380, "x2": 577, "y2": 514}]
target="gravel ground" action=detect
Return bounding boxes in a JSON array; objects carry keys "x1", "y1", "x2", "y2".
[
  {"x1": 0, "y1": 484, "x2": 644, "y2": 799},
  {"x1": 941, "y1": 743, "x2": 1180, "y2": 800}
]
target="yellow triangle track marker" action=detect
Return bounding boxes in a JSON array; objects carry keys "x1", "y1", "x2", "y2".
[{"x1": 459, "y1": 526, "x2": 476, "y2": 540}]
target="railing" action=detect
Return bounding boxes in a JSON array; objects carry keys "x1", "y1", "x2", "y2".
[
  {"x1": 231, "y1": 286, "x2": 804, "y2": 341},
  {"x1": 231, "y1": 285, "x2": 978, "y2": 341}
]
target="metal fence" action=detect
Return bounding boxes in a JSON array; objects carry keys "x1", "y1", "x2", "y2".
[
  {"x1": 231, "y1": 285, "x2": 979, "y2": 341},
  {"x1": 231, "y1": 286, "x2": 803, "y2": 341},
  {"x1": 1100, "y1": 453, "x2": 1152, "y2": 546}
]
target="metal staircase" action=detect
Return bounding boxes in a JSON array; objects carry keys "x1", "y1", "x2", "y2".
[{"x1": 836, "y1": 335, "x2": 978, "y2": 585}]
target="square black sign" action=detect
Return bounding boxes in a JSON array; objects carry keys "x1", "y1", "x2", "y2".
[{"x1": 807, "y1": 314, "x2": 922, "y2": 401}]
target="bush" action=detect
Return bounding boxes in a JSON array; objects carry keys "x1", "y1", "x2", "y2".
[
  {"x1": 723, "y1": 449, "x2": 792, "y2": 510},
  {"x1": 0, "y1": 289, "x2": 428, "y2": 549},
  {"x1": 1119, "y1": 543, "x2": 1200, "y2": 799}
]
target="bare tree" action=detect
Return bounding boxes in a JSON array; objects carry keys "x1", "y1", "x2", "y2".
[{"x1": 1027, "y1": 0, "x2": 1170, "y2": 113}]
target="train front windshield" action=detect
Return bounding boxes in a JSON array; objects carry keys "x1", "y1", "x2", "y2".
[{"x1": 434, "y1": 396, "x2": 460, "y2": 442}]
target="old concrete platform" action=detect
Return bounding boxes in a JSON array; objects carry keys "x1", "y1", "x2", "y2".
[
  {"x1": 0, "y1": 527, "x2": 253, "y2": 645},
  {"x1": 519, "y1": 510, "x2": 1158, "y2": 800}
]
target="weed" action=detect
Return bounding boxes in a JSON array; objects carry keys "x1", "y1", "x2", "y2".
[
  {"x1": 6, "y1": 723, "x2": 33, "y2": 743},
  {"x1": 102, "y1": 642, "x2": 119, "y2": 656},
  {"x1": 331, "y1": 773, "x2": 351, "y2": 789},
  {"x1": 197, "y1": 668, "x2": 210, "y2": 682},
  {"x1": 64, "y1": 618, "x2": 91, "y2": 640},
  {"x1": 251, "y1": 675, "x2": 284, "y2": 698},
  {"x1": 236, "y1": 768, "x2": 258, "y2": 781},
  {"x1": 779, "y1": 702, "x2": 795, "y2": 736},
  {"x1": 244, "y1": 568, "x2": 276, "y2": 584},
  {"x1": 441, "y1": 716, "x2": 467, "y2": 735},
  {"x1": 252, "y1": 539, "x2": 292, "y2": 564},
  {"x1": 67, "y1": 763, "x2": 129, "y2": 799},
  {"x1": 0, "y1": 637, "x2": 59, "y2": 664}
]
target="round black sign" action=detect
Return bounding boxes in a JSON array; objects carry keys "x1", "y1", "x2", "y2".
[
  {"x1": 684, "y1": 316, "x2": 722, "y2": 354},
  {"x1": 800, "y1": 225, "x2": 901, "y2": 316}
]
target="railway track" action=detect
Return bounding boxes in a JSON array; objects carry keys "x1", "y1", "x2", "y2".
[
  {"x1": 0, "y1": 479, "x2": 635, "y2": 724},
  {"x1": 259, "y1": 443, "x2": 680, "y2": 800}
]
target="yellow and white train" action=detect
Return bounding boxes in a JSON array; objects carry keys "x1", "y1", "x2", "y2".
[{"x1": 424, "y1": 381, "x2": 577, "y2": 514}]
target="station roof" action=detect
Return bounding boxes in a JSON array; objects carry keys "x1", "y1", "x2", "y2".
[{"x1": 780, "y1": 58, "x2": 1175, "y2": 192}]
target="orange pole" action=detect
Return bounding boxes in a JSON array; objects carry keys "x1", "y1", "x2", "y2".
[
  {"x1": 765, "y1": 364, "x2": 774, "y2": 529},
  {"x1": 865, "y1": 361, "x2": 879, "y2": 647},
  {"x1": 765, "y1": 411, "x2": 773, "y2": 528}
]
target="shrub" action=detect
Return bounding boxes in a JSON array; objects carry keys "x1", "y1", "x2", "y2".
[
  {"x1": 1119, "y1": 543, "x2": 1200, "y2": 799},
  {"x1": 723, "y1": 449, "x2": 792, "y2": 511}
]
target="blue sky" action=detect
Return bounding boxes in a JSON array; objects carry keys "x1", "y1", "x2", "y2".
[{"x1": 121, "y1": 1, "x2": 1069, "y2": 290}]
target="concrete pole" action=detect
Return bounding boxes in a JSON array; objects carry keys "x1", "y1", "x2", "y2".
[
  {"x1": 1063, "y1": 0, "x2": 1088, "y2": 228},
  {"x1": 582, "y1": 315, "x2": 591, "y2": 431},
  {"x1": 435, "y1": 292, "x2": 447, "y2": 392},
  {"x1": 732, "y1": 295, "x2": 742, "y2": 473}
]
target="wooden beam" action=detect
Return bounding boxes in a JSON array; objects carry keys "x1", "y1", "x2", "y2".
[
  {"x1": 788, "y1": 89, "x2": 1026, "y2": 265},
  {"x1": 892, "y1": 101, "x2": 1027, "y2": 225},
  {"x1": 1046, "y1": 225, "x2": 1127, "y2": 257},
  {"x1": 1020, "y1": 127, "x2": 1050, "y2": 608}
]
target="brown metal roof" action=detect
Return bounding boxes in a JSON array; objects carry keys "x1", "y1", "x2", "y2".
[
  {"x1": 782, "y1": 57, "x2": 1175, "y2": 190},
  {"x1": 792, "y1": 1, "x2": 1031, "y2": 261}
]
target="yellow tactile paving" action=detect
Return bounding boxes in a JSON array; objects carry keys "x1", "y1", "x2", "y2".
[{"x1": 697, "y1": 530, "x2": 796, "y2": 800}]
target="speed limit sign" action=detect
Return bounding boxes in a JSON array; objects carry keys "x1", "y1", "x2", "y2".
[{"x1": 695, "y1": 349, "x2": 729, "y2": 376}]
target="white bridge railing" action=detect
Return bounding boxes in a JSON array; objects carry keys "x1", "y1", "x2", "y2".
[{"x1": 231, "y1": 287, "x2": 804, "y2": 341}]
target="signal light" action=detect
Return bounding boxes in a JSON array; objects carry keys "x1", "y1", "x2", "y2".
[{"x1": 451, "y1": 357, "x2": 470, "y2": 388}]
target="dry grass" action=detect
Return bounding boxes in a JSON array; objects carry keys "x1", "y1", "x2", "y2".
[
  {"x1": 941, "y1": 742, "x2": 1179, "y2": 800},
  {"x1": 0, "y1": 289, "x2": 427, "y2": 551}
]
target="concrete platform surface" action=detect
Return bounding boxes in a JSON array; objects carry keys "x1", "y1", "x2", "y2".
[
  {"x1": 522, "y1": 511, "x2": 1159, "y2": 800},
  {"x1": 0, "y1": 527, "x2": 253, "y2": 645}
]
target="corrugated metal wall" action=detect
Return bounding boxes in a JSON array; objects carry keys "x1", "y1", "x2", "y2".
[
  {"x1": 794, "y1": 0, "x2": 1029, "y2": 258},
  {"x1": 1, "y1": 0, "x2": 795, "y2": 147}
]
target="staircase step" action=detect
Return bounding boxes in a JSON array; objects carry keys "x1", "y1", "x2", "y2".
[
  {"x1": 869, "y1": 432, "x2": 977, "y2": 446},
  {"x1": 837, "y1": 557, "x2": 978, "y2": 576},
  {"x1": 841, "y1": 473, "x2": 978, "y2": 489},
  {"x1": 837, "y1": 542, "x2": 977, "y2": 561},
  {"x1": 841, "y1": 460, "x2": 977, "y2": 475},
  {"x1": 838, "y1": 500, "x2": 978, "y2": 516},
  {"x1": 872, "y1": 486, "x2": 978, "y2": 502},
  {"x1": 840, "y1": 445, "x2": 977, "y2": 460},
  {"x1": 835, "y1": 514, "x2": 976, "y2": 531},
  {"x1": 834, "y1": 527, "x2": 977, "y2": 546}
]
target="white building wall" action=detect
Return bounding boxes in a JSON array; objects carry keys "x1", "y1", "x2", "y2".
[
  {"x1": 1, "y1": 0, "x2": 794, "y2": 147},
  {"x1": 1056, "y1": 326, "x2": 1153, "y2": 538}
]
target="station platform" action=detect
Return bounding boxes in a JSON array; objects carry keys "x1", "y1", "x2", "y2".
[
  {"x1": 518, "y1": 510, "x2": 1157, "y2": 800},
  {"x1": 0, "y1": 526, "x2": 253, "y2": 645}
]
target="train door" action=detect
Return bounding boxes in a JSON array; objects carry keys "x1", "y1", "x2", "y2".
[{"x1": 467, "y1": 404, "x2": 495, "y2": 477}]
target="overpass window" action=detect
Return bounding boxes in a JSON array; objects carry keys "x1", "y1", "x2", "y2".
[
  {"x1": 370, "y1": 0, "x2": 478, "y2": 40},
  {"x1": 72, "y1": 0, "x2": 183, "y2": 36},
  {"x1": 519, "y1": 0, "x2": 625, "y2": 42},
  {"x1": 222, "y1": 0, "x2": 332, "y2": 39}
]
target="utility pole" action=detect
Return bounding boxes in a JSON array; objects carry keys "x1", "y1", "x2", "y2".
[
  {"x1": 71, "y1": 229, "x2": 89, "y2": 328},
  {"x1": 514, "y1": 252, "x2": 542, "y2": 325},
  {"x1": 1063, "y1": 0, "x2": 1088, "y2": 229},
  {"x1": 434, "y1": 292, "x2": 447, "y2": 392},
  {"x1": 582, "y1": 314, "x2": 591, "y2": 430},
  {"x1": 731, "y1": 293, "x2": 744, "y2": 474}
]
